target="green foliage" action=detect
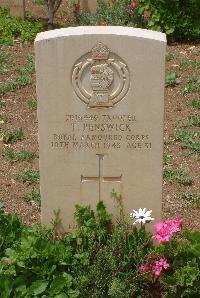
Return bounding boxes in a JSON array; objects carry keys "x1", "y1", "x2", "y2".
[
  {"x1": 0, "y1": 208, "x2": 23, "y2": 257},
  {"x1": 166, "y1": 52, "x2": 175, "y2": 62},
  {"x1": 0, "y1": 55, "x2": 34, "y2": 95},
  {"x1": 0, "y1": 8, "x2": 44, "y2": 45},
  {"x1": 138, "y1": 0, "x2": 200, "y2": 39},
  {"x1": 31, "y1": 0, "x2": 45, "y2": 3},
  {"x1": 0, "y1": 99, "x2": 6, "y2": 109},
  {"x1": 157, "y1": 231, "x2": 200, "y2": 297},
  {"x1": 183, "y1": 76, "x2": 200, "y2": 94},
  {"x1": 71, "y1": 0, "x2": 147, "y2": 27},
  {"x1": 177, "y1": 115, "x2": 200, "y2": 128},
  {"x1": 0, "y1": 51, "x2": 13, "y2": 74},
  {"x1": 25, "y1": 188, "x2": 41, "y2": 206},
  {"x1": 175, "y1": 130, "x2": 200, "y2": 154},
  {"x1": 0, "y1": 202, "x2": 200, "y2": 297},
  {"x1": 1, "y1": 128, "x2": 25, "y2": 144},
  {"x1": 0, "y1": 115, "x2": 7, "y2": 124},
  {"x1": 165, "y1": 70, "x2": 180, "y2": 87},
  {"x1": 163, "y1": 154, "x2": 173, "y2": 166},
  {"x1": 163, "y1": 168, "x2": 193, "y2": 186},
  {"x1": 3, "y1": 148, "x2": 35, "y2": 162},
  {"x1": 191, "y1": 98, "x2": 200, "y2": 109},
  {"x1": 180, "y1": 59, "x2": 200, "y2": 69},
  {"x1": 0, "y1": 202, "x2": 152, "y2": 297},
  {"x1": 178, "y1": 192, "x2": 200, "y2": 208},
  {"x1": 28, "y1": 98, "x2": 37, "y2": 111},
  {"x1": 16, "y1": 168, "x2": 40, "y2": 184}
]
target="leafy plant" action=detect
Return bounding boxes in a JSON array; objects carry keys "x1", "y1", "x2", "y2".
[
  {"x1": 191, "y1": 98, "x2": 200, "y2": 109},
  {"x1": 0, "y1": 115, "x2": 7, "y2": 124},
  {"x1": 138, "y1": 0, "x2": 200, "y2": 40},
  {"x1": 3, "y1": 148, "x2": 35, "y2": 162},
  {"x1": 163, "y1": 154, "x2": 173, "y2": 166},
  {"x1": 166, "y1": 52, "x2": 175, "y2": 62},
  {"x1": 183, "y1": 76, "x2": 200, "y2": 94},
  {"x1": 177, "y1": 115, "x2": 200, "y2": 128},
  {"x1": 28, "y1": 98, "x2": 37, "y2": 111},
  {"x1": 16, "y1": 168, "x2": 40, "y2": 184},
  {"x1": 0, "y1": 201, "x2": 200, "y2": 297},
  {"x1": 175, "y1": 130, "x2": 200, "y2": 154},
  {"x1": 1, "y1": 128, "x2": 25, "y2": 144},
  {"x1": 163, "y1": 168, "x2": 193, "y2": 186},
  {"x1": 0, "y1": 8, "x2": 44, "y2": 45},
  {"x1": 180, "y1": 59, "x2": 200, "y2": 69},
  {"x1": 165, "y1": 70, "x2": 180, "y2": 87},
  {"x1": 71, "y1": 0, "x2": 147, "y2": 28},
  {"x1": 25, "y1": 188, "x2": 41, "y2": 206},
  {"x1": 178, "y1": 192, "x2": 200, "y2": 208},
  {"x1": 0, "y1": 51, "x2": 13, "y2": 74},
  {"x1": 0, "y1": 55, "x2": 34, "y2": 95}
]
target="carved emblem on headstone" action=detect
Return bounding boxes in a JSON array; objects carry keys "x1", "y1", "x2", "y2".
[{"x1": 72, "y1": 42, "x2": 130, "y2": 108}]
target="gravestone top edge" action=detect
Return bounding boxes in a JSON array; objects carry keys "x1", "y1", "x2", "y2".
[{"x1": 35, "y1": 26, "x2": 166, "y2": 44}]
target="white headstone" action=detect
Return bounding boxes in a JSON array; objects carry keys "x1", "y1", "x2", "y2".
[{"x1": 35, "y1": 27, "x2": 166, "y2": 230}]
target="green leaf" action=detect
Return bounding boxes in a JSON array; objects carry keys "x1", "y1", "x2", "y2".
[
  {"x1": 0, "y1": 202, "x2": 4, "y2": 209},
  {"x1": 54, "y1": 294, "x2": 68, "y2": 298},
  {"x1": 29, "y1": 280, "x2": 48, "y2": 296},
  {"x1": 49, "y1": 273, "x2": 72, "y2": 296}
]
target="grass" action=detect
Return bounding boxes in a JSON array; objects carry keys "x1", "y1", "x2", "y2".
[
  {"x1": 165, "y1": 70, "x2": 180, "y2": 87},
  {"x1": 177, "y1": 192, "x2": 200, "y2": 208},
  {"x1": 28, "y1": 98, "x2": 37, "y2": 111},
  {"x1": 183, "y1": 76, "x2": 200, "y2": 94},
  {"x1": 0, "y1": 100, "x2": 6, "y2": 109},
  {"x1": 166, "y1": 52, "x2": 175, "y2": 62},
  {"x1": 0, "y1": 115, "x2": 7, "y2": 124},
  {"x1": 3, "y1": 148, "x2": 35, "y2": 162},
  {"x1": 163, "y1": 154, "x2": 173, "y2": 166},
  {"x1": 174, "y1": 130, "x2": 200, "y2": 154},
  {"x1": 25, "y1": 188, "x2": 41, "y2": 206},
  {"x1": 180, "y1": 59, "x2": 200, "y2": 69},
  {"x1": 177, "y1": 115, "x2": 200, "y2": 128},
  {"x1": 1, "y1": 128, "x2": 25, "y2": 144},
  {"x1": 163, "y1": 168, "x2": 193, "y2": 186},
  {"x1": 0, "y1": 52, "x2": 13, "y2": 74},
  {"x1": 0, "y1": 8, "x2": 43, "y2": 46},
  {"x1": 191, "y1": 98, "x2": 200, "y2": 109},
  {"x1": 16, "y1": 168, "x2": 40, "y2": 184},
  {"x1": 0, "y1": 55, "x2": 34, "y2": 95}
]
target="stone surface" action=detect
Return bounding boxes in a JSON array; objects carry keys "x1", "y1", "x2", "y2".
[
  {"x1": 35, "y1": 26, "x2": 166, "y2": 230},
  {"x1": 0, "y1": 0, "x2": 25, "y2": 19},
  {"x1": 80, "y1": 0, "x2": 97, "y2": 13}
]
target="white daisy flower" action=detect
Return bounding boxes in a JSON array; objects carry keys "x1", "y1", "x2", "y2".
[{"x1": 130, "y1": 208, "x2": 154, "y2": 224}]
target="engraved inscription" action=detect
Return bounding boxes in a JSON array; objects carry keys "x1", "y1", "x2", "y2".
[
  {"x1": 50, "y1": 114, "x2": 152, "y2": 151},
  {"x1": 72, "y1": 42, "x2": 130, "y2": 108}
]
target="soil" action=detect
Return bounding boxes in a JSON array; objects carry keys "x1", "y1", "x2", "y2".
[{"x1": 0, "y1": 1, "x2": 199, "y2": 229}]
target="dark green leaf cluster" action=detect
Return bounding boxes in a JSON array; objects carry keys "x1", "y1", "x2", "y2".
[
  {"x1": 138, "y1": 0, "x2": 200, "y2": 40},
  {"x1": 0, "y1": 202, "x2": 153, "y2": 297},
  {"x1": 0, "y1": 202, "x2": 200, "y2": 297},
  {"x1": 72, "y1": 0, "x2": 200, "y2": 40},
  {"x1": 73, "y1": 0, "x2": 147, "y2": 28},
  {"x1": 0, "y1": 8, "x2": 44, "y2": 45},
  {"x1": 155, "y1": 232, "x2": 200, "y2": 297}
]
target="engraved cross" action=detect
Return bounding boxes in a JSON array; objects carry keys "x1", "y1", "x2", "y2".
[{"x1": 81, "y1": 154, "x2": 122, "y2": 201}]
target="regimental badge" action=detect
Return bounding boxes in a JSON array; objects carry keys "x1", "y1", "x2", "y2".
[{"x1": 72, "y1": 42, "x2": 130, "y2": 108}]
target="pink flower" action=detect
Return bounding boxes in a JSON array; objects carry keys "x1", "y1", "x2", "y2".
[
  {"x1": 140, "y1": 257, "x2": 170, "y2": 276},
  {"x1": 152, "y1": 258, "x2": 170, "y2": 276},
  {"x1": 152, "y1": 219, "x2": 183, "y2": 243},
  {"x1": 140, "y1": 263, "x2": 149, "y2": 272}
]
